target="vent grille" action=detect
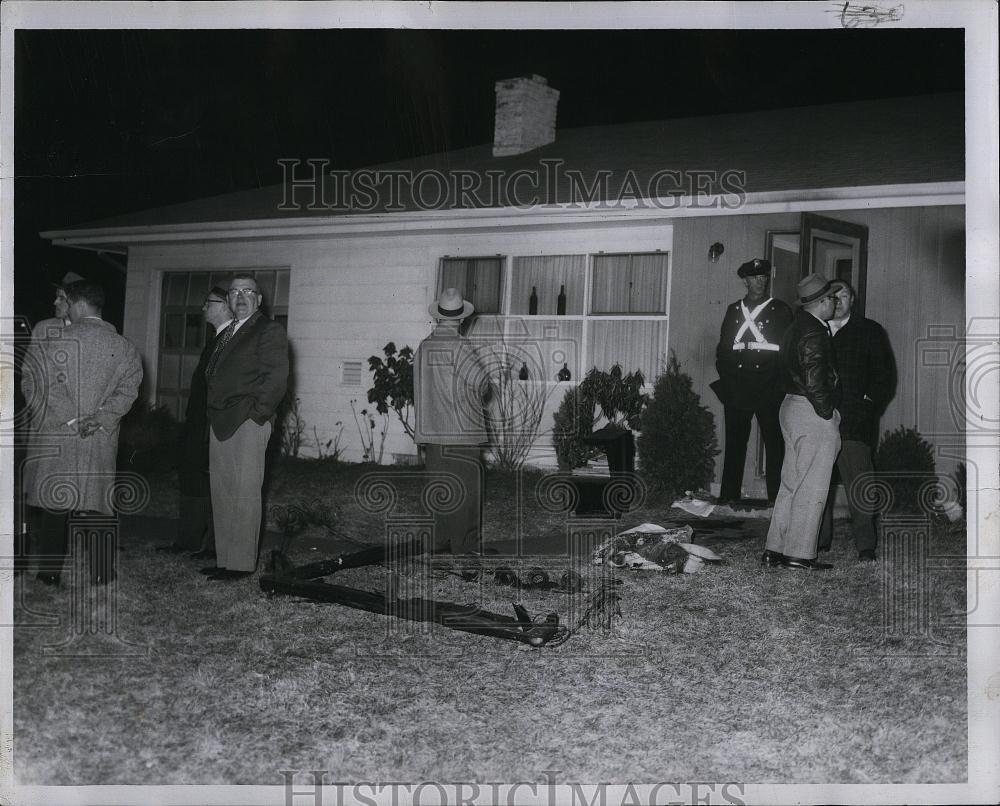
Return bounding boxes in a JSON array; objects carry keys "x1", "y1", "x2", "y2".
[{"x1": 341, "y1": 360, "x2": 363, "y2": 386}]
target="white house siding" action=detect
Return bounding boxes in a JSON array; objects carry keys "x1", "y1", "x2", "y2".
[
  {"x1": 124, "y1": 220, "x2": 674, "y2": 465},
  {"x1": 670, "y1": 204, "x2": 966, "y2": 487}
]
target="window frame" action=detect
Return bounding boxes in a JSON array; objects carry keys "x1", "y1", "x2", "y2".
[{"x1": 437, "y1": 250, "x2": 670, "y2": 383}]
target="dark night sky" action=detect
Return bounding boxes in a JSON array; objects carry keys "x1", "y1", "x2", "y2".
[{"x1": 13, "y1": 28, "x2": 964, "y2": 326}]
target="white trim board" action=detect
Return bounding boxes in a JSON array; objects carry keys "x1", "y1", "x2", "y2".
[{"x1": 42, "y1": 182, "x2": 965, "y2": 250}]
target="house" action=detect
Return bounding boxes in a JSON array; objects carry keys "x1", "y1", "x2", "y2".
[{"x1": 42, "y1": 77, "x2": 965, "y2": 496}]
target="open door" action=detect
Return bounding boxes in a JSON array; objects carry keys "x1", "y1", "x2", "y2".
[
  {"x1": 799, "y1": 213, "x2": 868, "y2": 316},
  {"x1": 750, "y1": 214, "x2": 870, "y2": 493}
]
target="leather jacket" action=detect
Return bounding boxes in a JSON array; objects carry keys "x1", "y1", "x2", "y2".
[{"x1": 781, "y1": 309, "x2": 841, "y2": 420}]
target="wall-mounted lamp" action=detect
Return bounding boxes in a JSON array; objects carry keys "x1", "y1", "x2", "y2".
[{"x1": 708, "y1": 242, "x2": 725, "y2": 263}]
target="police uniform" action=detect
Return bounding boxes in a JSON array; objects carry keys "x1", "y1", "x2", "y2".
[{"x1": 712, "y1": 258, "x2": 793, "y2": 502}]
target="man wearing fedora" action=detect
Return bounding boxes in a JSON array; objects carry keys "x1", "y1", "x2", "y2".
[
  {"x1": 712, "y1": 258, "x2": 793, "y2": 504},
  {"x1": 414, "y1": 287, "x2": 492, "y2": 554},
  {"x1": 763, "y1": 273, "x2": 842, "y2": 570},
  {"x1": 818, "y1": 279, "x2": 895, "y2": 561}
]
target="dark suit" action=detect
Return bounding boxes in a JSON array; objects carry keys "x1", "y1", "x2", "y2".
[
  {"x1": 205, "y1": 311, "x2": 288, "y2": 572},
  {"x1": 176, "y1": 327, "x2": 219, "y2": 552},
  {"x1": 713, "y1": 297, "x2": 793, "y2": 501},
  {"x1": 819, "y1": 314, "x2": 895, "y2": 552}
]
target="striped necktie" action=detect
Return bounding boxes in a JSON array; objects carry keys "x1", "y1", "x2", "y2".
[{"x1": 206, "y1": 319, "x2": 237, "y2": 377}]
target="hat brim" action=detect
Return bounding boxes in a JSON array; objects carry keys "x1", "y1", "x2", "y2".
[
  {"x1": 50, "y1": 272, "x2": 85, "y2": 288},
  {"x1": 798, "y1": 286, "x2": 833, "y2": 305},
  {"x1": 428, "y1": 299, "x2": 475, "y2": 320}
]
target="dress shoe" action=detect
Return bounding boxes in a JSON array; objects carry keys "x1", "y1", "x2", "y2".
[
  {"x1": 207, "y1": 569, "x2": 253, "y2": 581},
  {"x1": 760, "y1": 550, "x2": 784, "y2": 567},
  {"x1": 781, "y1": 556, "x2": 834, "y2": 570},
  {"x1": 36, "y1": 572, "x2": 61, "y2": 587},
  {"x1": 188, "y1": 548, "x2": 216, "y2": 560},
  {"x1": 858, "y1": 549, "x2": 877, "y2": 562}
]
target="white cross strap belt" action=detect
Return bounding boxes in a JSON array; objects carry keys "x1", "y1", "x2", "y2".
[
  {"x1": 732, "y1": 298, "x2": 779, "y2": 351},
  {"x1": 732, "y1": 342, "x2": 780, "y2": 351}
]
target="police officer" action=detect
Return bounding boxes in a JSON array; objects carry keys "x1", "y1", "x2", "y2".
[{"x1": 712, "y1": 258, "x2": 793, "y2": 504}]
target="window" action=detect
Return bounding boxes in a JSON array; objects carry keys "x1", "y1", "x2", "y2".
[
  {"x1": 157, "y1": 268, "x2": 290, "y2": 421},
  {"x1": 439, "y1": 251, "x2": 669, "y2": 383},
  {"x1": 439, "y1": 257, "x2": 503, "y2": 314},
  {"x1": 591, "y1": 253, "x2": 667, "y2": 314}
]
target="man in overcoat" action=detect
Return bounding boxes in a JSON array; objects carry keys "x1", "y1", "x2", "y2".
[
  {"x1": 763, "y1": 273, "x2": 841, "y2": 571},
  {"x1": 413, "y1": 287, "x2": 492, "y2": 555},
  {"x1": 203, "y1": 274, "x2": 288, "y2": 580},
  {"x1": 21, "y1": 279, "x2": 143, "y2": 586},
  {"x1": 712, "y1": 258, "x2": 793, "y2": 503},
  {"x1": 14, "y1": 271, "x2": 81, "y2": 572},
  {"x1": 818, "y1": 279, "x2": 895, "y2": 561},
  {"x1": 156, "y1": 286, "x2": 233, "y2": 557}
]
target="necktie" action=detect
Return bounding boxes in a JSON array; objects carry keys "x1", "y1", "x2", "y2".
[{"x1": 206, "y1": 319, "x2": 237, "y2": 377}]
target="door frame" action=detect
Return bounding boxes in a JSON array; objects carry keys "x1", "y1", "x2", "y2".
[{"x1": 799, "y1": 212, "x2": 869, "y2": 316}]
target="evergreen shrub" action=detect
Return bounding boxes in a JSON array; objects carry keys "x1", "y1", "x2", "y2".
[
  {"x1": 874, "y1": 426, "x2": 936, "y2": 513},
  {"x1": 636, "y1": 353, "x2": 719, "y2": 501}
]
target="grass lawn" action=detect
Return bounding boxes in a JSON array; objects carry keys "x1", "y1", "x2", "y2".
[{"x1": 12, "y1": 459, "x2": 967, "y2": 785}]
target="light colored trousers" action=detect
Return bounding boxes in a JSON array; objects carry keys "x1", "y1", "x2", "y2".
[
  {"x1": 765, "y1": 395, "x2": 842, "y2": 560},
  {"x1": 210, "y1": 419, "x2": 271, "y2": 572}
]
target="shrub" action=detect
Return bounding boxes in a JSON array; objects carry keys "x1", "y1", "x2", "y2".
[
  {"x1": 637, "y1": 353, "x2": 719, "y2": 500},
  {"x1": 483, "y1": 354, "x2": 551, "y2": 471},
  {"x1": 582, "y1": 364, "x2": 647, "y2": 431},
  {"x1": 874, "y1": 426, "x2": 936, "y2": 513},
  {"x1": 551, "y1": 364, "x2": 648, "y2": 469},
  {"x1": 117, "y1": 400, "x2": 182, "y2": 473},
  {"x1": 954, "y1": 462, "x2": 967, "y2": 510},
  {"x1": 275, "y1": 392, "x2": 306, "y2": 458},
  {"x1": 367, "y1": 342, "x2": 415, "y2": 441},
  {"x1": 552, "y1": 385, "x2": 598, "y2": 470}
]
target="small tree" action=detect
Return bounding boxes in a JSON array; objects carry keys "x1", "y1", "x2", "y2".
[
  {"x1": 637, "y1": 353, "x2": 719, "y2": 501},
  {"x1": 483, "y1": 352, "x2": 552, "y2": 471},
  {"x1": 367, "y1": 342, "x2": 415, "y2": 440}
]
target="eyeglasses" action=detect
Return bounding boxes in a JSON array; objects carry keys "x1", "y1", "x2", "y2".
[{"x1": 228, "y1": 288, "x2": 258, "y2": 300}]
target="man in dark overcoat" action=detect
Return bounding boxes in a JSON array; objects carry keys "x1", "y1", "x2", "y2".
[
  {"x1": 21, "y1": 279, "x2": 143, "y2": 586},
  {"x1": 712, "y1": 258, "x2": 793, "y2": 503},
  {"x1": 818, "y1": 280, "x2": 895, "y2": 561}
]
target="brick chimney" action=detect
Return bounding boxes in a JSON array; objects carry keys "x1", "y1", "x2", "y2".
[{"x1": 492, "y1": 74, "x2": 559, "y2": 157}]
